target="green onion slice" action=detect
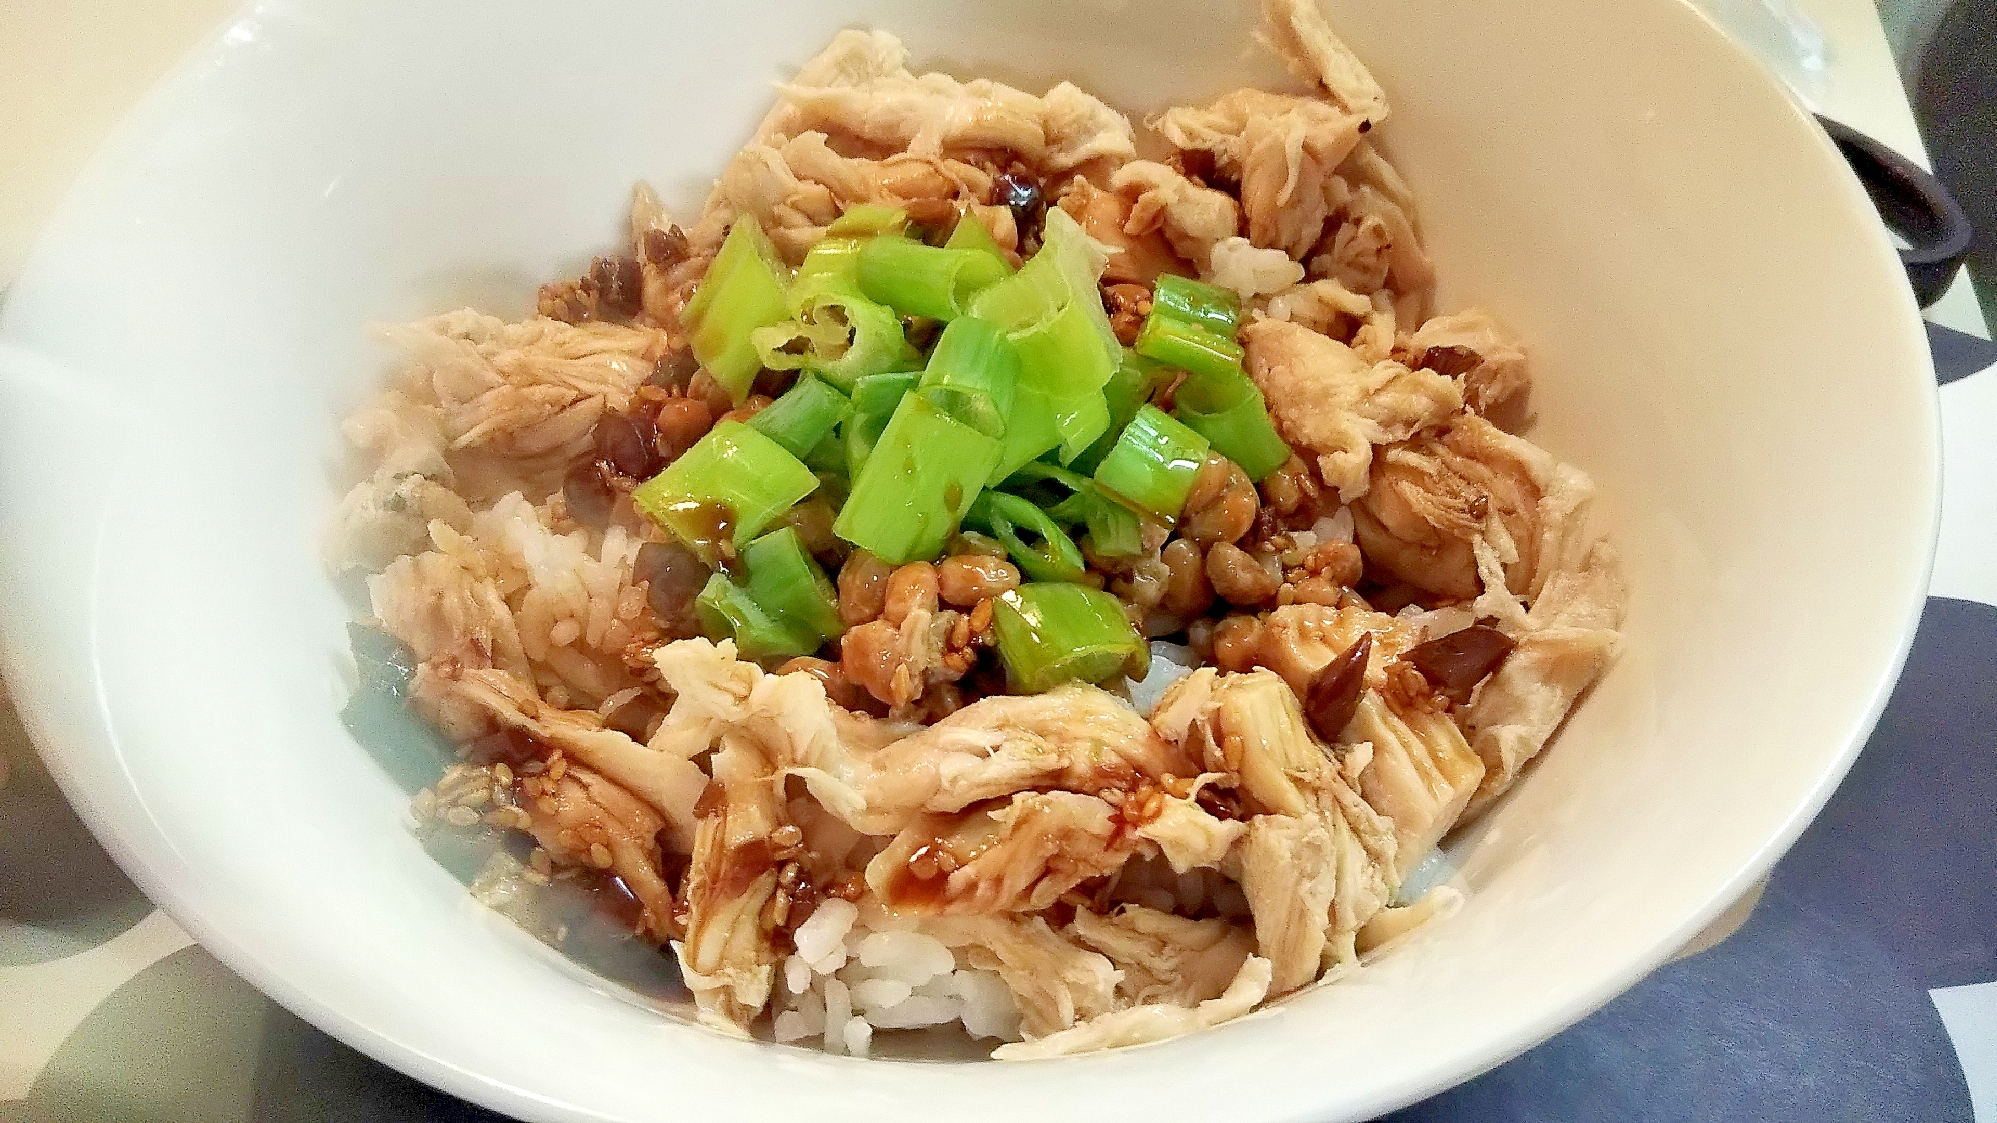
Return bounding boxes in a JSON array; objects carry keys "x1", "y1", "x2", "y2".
[
  {"x1": 917, "y1": 315, "x2": 1019, "y2": 440},
  {"x1": 748, "y1": 374, "x2": 850, "y2": 460},
  {"x1": 991, "y1": 583, "x2": 1149, "y2": 693},
  {"x1": 632, "y1": 421, "x2": 819, "y2": 561},
  {"x1": 856, "y1": 237, "x2": 1009, "y2": 321},
  {"x1": 694, "y1": 572, "x2": 816, "y2": 661},
  {"x1": 1068, "y1": 349, "x2": 1164, "y2": 476},
  {"x1": 1134, "y1": 312, "x2": 1246, "y2": 384},
  {"x1": 1151, "y1": 274, "x2": 1243, "y2": 336},
  {"x1": 827, "y1": 204, "x2": 911, "y2": 238},
  {"x1": 965, "y1": 491, "x2": 1088, "y2": 584},
  {"x1": 685, "y1": 219, "x2": 793, "y2": 404},
  {"x1": 1091, "y1": 404, "x2": 1210, "y2": 522},
  {"x1": 943, "y1": 212, "x2": 1015, "y2": 275},
  {"x1": 741, "y1": 525, "x2": 844, "y2": 645},
  {"x1": 833, "y1": 394, "x2": 1002, "y2": 565},
  {"x1": 1173, "y1": 367, "x2": 1292, "y2": 482}
]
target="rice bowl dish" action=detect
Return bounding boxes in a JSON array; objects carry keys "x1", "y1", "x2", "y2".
[{"x1": 326, "y1": 0, "x2": 1627, "y2": 1059}]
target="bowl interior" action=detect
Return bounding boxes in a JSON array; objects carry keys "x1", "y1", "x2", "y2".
[{"x1": 0, "y1": 0, "x2": 1936, "y2": 1120}]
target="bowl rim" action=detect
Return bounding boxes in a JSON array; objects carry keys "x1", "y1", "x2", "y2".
[{"x1": 0, "y1": 0, "x2": 1942, "y2": 1117}]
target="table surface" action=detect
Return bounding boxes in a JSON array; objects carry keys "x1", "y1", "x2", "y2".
[{"x1": 1, "y1": 1, "x2": 1992, "y2": 1120}]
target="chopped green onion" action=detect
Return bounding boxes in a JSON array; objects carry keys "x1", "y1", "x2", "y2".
[
  {"x1": 968, "y1": 209, "x2": 1122, "y2": 400},
  {"x1": 1134, "y1": 312, "x2": 1245, "y2": 384},
  {"x1": 966, "y1": 491, "x2": 1088, "y2": 584},
  {"x1": 748, "y1": 374, "x2": 850, "y2": 459},
  {"x1": 741, "y1": 526, "x2": 844, "y2": 645},
  {"x1": 991, "y1": 583, "x2": 1149, "y2": 693},
  {"x1": 753, "y1": 281, "x2": 916, "y2": 391},
  {"x1": 992, "y1": 386, "x2": 1064, "y2": 482},
  {"x1": 1174, "y1": 368, "x2": 1293, "y2": 482},
  {"x1": 834, "y1": 394, "x2": 1002, "y2": 564},
  {"x1": 856, "y1": 237, "x2": 1009, "y2": 321},
  {"x1": 797, "y1": 236, "x2": 866, "y2": 291},
  {"x1": 1003, "y1": 461, "x2": 1091, "y2": 510},
  {"x1": 917, "y1": 316, "x2": 1019, "y2": 440},
  {"x1": 1051, "y1": 387, "x2": 1111, "y2": 463},
  {"x1": 850, "y1": 369, "x2": 920, "y2": 416},
  {"x1": 695, "y1": 572, "x2": 815, "y2": 661},
  {"x1": 685, "y1": 219, "x2": 792, "y2": 404},
  {"x1": 1151, "y1": 274, "x2": 1243, "y2": 336},
  {"x1": 1092, "y1": 404, "x2": 1210, "y2": 521},
  {"x1": 1068, "y1": 350, "x2": 1164, "y2": 475},
  {"x1": 1009, "y1": 463, "x2": 1147, "y2": 562},
  {"x1": 632, "y1": 421, "x2": 819, "y2": 560},
  {"x1": 944, "y1": 213, "x2": 1014, "y2": 275},
  {"x1": 828, "y1": 204, "x2": 911, "y2": 238},
  {"x1": 841, "y1": 369, "x2": 920, "y2": 477}
]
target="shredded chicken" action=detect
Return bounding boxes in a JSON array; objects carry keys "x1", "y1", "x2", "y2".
[
  {"x1": 1155, "y1": 89, "x2": 1365, "y2": 260},
  {"x1": 1407, "y1": 307, "x2": 1532, "y2": 429},
  {"x1": 650, "y1": 640, "x2": 1194, "y2": 836},
  {"x1": 1153, "y1": 669, "x2": 1399, "y2": 961},
  {"x1": 423, "y1": 664, "x2": 707, "y2": 852},
  {"x1": 744, "y1": 29, "x2": 1135, "y2": 181},
  {"x1": 1235, "y1": 814, "x2": 1339, "y2": 992},
  {"x1": 677, "y1": 738, "x2": 786, "y2": 1033},
  {"x1": 1243, "y1": 319, "x2": 1462, "y2": 501},
  {"x1": 1346, "y1": 690, "x2": 1484, "y2": 878},
  {"x1": 867, "y1": 792, "x2": 1130, "y2": 914},
  {"x1": 1351, "y1": 413, "x2": 1598, "y2": 602},
  {"x1": 1057, "y1": 176, "x2": 1186, "y2": 285},
  {"x1": 377, "y1": 311, "x2": 668, "y2": 478},
  {"x1": 1256, "y1": 0, "x2": 1390, "y2": 123},
  {"x1": 1068, "y1": 905, "x2": 1255, "y2": 1008},
  {"x1": 1110, "y1": 161, "x2": 1243, "y2": 273},
  {"x1": 1463, "y1": 539, "x2": 1625, "y2": 815},
  {"x1": 1251, "y1": 602, "x2": 1420, "y2": 699},
  {"x1": 1356, "y1": 885, "x2": 1464, "y2": 956},
  {"x1": 920, "y1": 912, "x2": 1123, "y2": 1039},
  {"x1": 991, "y1": 955, "x2": 1271, "y2": 1059},
  {"x1": 518, "y1": 763, "x2": 681, "y2": 943}
]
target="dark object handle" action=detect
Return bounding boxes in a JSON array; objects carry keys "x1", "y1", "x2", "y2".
[{"x1": 1817, "y1": 115, "x2": 1973, "y2": 308}]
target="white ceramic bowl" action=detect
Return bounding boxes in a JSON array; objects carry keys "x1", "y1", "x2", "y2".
[{"x1": 0, "y1": 0, "x2": 1938, "y2": 1119}]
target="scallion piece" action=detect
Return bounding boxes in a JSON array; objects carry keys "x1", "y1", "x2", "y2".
[
  {"x1": 966, "y1": 491, "x2": 1088, "y2": 584},
  {"x1": 741, "y1": 526, "x2": 844, "y2": 645},
  {"x1": 841, "y1": 369, "x2": 920, "y2": 479},
  {"x1": 827, "y1": 204, "x2": 911, "y2": 238},
  {"x1": 749, "y1": 374, "x2": 850, "y2": 460},
  {"x1": 1134, "y1": 312, "x2": 1246, "y2": 384},
  {"x1": 694, "y1": 573, "x2": 815, "y2": 661},
  {"x1": 834, "y1": 394, "x2": 1002, "y2": 564},
  {"x1": 991, "y1": 583, "x2": 1149, "y2": 693},
  {"x1": 943, "y1": 213, "x2": 1014, "y2": 275},
  {"x1": 1151, "y1": 274, "x2": 1243, "y2": 336},
  {"x1": 1003, "y1": 461, "x2": 1091, "y2": 511},
  {"x1": 1051, "y1": 386, "x2": 1111, "y2": 463},
  {"x1": 632, "y1": 420, "x2": 819, "y2": 559},
  {"x1": 685, "y1": 219, "x2": 792, "y2": 404},
  {"x1": 753, "y1": 283, "x2": 916, "y2": 391},
  {"x1": 1068, "y1": 349, "x2": 1163, "y2": 475},
  {"x1": 1173, "y1": 368, "x2": 1293, "y2": 482},
  {"x1": 850, "y1": 369, "x2": 920, "y2": 417},
  {"x1": 797, "y1": 236, "x2": 866, "y2": 291},
  {"x1": 993, "y1": 386, "x2": 1064, "y2": 482},
  {"x1": 856, "y1": 237, "x2": 1009, "y2": 321},
  {"x1": 969, "y1": 209, "x2": 1122, "y2": 400},
  {"x1": 918, "y1": 316, "x2": 1019, "y2": 439},
  {"x1": 1091, "y1": 404, "x2": 1210, "y2": 521}
]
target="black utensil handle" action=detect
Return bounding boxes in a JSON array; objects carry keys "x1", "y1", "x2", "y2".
[{"x1": 1817, "y1": 115, "x2": 1973, "y2": 308}]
